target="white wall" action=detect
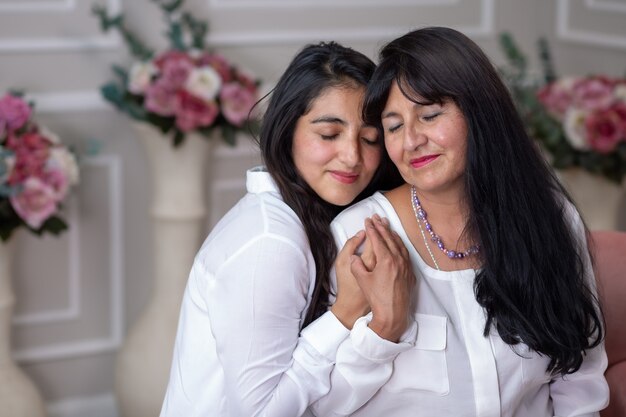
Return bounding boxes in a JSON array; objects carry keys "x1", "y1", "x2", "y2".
[{"x1": 1, "y1": 0, "x2": 624, "y2": 415}]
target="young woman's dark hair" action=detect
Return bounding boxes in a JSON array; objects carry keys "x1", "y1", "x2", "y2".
[
  {"x1": 363, "y1": 27, "x2": 603, "y2": 376},
  {"x1": 258, "y1": 41, "x2": 403, "y2": 328}
]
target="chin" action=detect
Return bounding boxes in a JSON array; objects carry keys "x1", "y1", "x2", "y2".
[{"x1": 326, "y1": 193, "x2": 359, "y2": 207}]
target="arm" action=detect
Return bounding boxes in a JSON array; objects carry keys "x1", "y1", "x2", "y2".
[
  {"x1": 202, "y1": 234, "x2": 349, "y2": 417},
  {"x1": 549, "y1": 204, "x2": 609, "y2": 417},
  {"x1": 311, "y1": 215, "x2": 417, "y2": 416}
]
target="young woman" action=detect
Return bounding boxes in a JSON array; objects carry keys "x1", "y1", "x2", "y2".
[
  {"x1": 159, "y1": 42, "x2": 404, "y2": 417},
  {"x1": 311, "y1": 27, "x2": 609, "y2": 416}
]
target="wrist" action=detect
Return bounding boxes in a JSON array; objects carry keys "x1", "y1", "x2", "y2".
[
  {"x1": 331, "y1": 303, "x2": 369, "y2": 330},
  {"x1": 368, "y1": 314, "x2": 408, "y2": 343}
]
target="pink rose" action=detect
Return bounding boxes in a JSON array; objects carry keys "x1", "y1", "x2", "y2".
[
  {"x1": 42, "y1": 167, "x2": 69, "y2": 201},
  {"x1": 144, "y1": 80, "x2": 179, "y2": 116},
  {"x1": 153, "y1": 50, "x2": 194, "y2": 72},
  {"x1": 537, "y1": 78, "x2": 575, "y2": 119},
  {"x1": 160, "y1": 58, "x2": 195, "y2": 90},
  {"x1": 219, "y1": 82, "x2": 256, "y2": 126},
  {"x1": 585, "y1": 105, "x2": 626, "y2": 154},
  {"x1": 10, "y1": 176, "x2": 58, "y2": 229},
  {"x1": 174, "y1": 90, "x2": 218, "y2": 132},
  {"x1": 0, "y1": 94, "x2": 32, "y2": 135},
  {"x1": 6, "y1": 131, "x2": 50, "y2": 183},
  {"x1": 235, "y1": 70, "x2": 258, "y2": 93},
  {"x1": 572, "y1": 76, "x2": 615, "y2": 111}
]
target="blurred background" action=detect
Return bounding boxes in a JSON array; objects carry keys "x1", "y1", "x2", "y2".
[{"x1": 0, "y1": 0, "x2": 624, "y2": 416}]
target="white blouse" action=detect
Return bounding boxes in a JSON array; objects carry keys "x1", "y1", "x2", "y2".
[
  {"x1": 311, "y1": 191, "x2": 609, "y2": 417},
  {"x1": 160, "y1": 167, "x2": 357, "y2": 417}
]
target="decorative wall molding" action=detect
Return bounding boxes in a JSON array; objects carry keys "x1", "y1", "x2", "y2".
[
  {"x1": 27, "y1": 91, "x2": 109, "y2": 113},
  {"x1": 557, "y1": 0, "x2": 626, "y2": 49},
  {"x1": 0, "y1": 0, "x2": 76, "y2": 13},
  {"x1": 14, "y1": 156, "x2": 125, "y2": 364},
  {"x1": 209, "y1": 0, "x2": 459, "y2": 8},
  {"x1": 12, "y1": 195, "x2": 81, "y2": 326},
  {"x1": 585, "y1": 0, "x2": 626, "y2": 13},
  {"x1": 207, "y1": 0, "x2": 494, "y2": 45},
  {"x1": 0, "y1": 0, "x2": 122, "y2": 53},
  {"x1": 47, "y1": 393, "x2": 118, "y2": 417}
]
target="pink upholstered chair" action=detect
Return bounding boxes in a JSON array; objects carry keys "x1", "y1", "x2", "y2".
[{"x1": 591, "y1": 230, "x2": 626, "y2": 417}]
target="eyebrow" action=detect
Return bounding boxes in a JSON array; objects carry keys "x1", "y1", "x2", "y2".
[
  {"x1": 310, "y1": 116, "x2": 347, "y2": 126},
  {"x1": 381, "y1": 111, "x2": 399, "y2": 120}
]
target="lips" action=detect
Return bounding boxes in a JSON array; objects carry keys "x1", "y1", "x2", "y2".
[
  {"x1": 329, "y1": 171, "x2": 359, "y2": 184},
  {"x1": 410, "y1": 154, "x2": 439, "y2": 168}
]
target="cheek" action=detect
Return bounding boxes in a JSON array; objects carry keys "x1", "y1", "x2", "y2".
[
  {"x1": 385, "y1": 138, "x2": 403, "y2": 166},
  {"x1": 362, "y1": 146, "x2": 382, "y2": 171},
  {"x1": 294, "y1": 138, "x2": 331, "y2": 170}
]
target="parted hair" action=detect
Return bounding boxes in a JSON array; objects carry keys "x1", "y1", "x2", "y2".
[
  {"x1": 363, "y1": 26, "x2": 603, "y2": 375},
  {"x1": 257, "y1": 41, "x2": 403, "y2": 329}
]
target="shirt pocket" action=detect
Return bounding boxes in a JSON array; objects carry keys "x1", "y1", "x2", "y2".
[
  {"x1": 386, "y1": 313, "x2": 449, "y2": 395},
  {"x1": 520, "y1": 345, "x2": 552, "y2": 385}
]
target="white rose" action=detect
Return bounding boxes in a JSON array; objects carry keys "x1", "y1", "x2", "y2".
[
  {"x1": 614, "y1": 84, "x2": 626, "y2": 102},
  {"x1": 563, "y1": 108, "x2": 591, "y2": 151},
  {"x1": 185, "y1": 66, "x2": 222, "y2": 101},
  {"x1": 128, "y1": 61, "x2": 158, "y2": 95},
  {"x1": 49, "y1": 147, "x2": 80, "y2": 186}
]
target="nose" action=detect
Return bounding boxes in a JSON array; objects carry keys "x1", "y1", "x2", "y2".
[
  {"x1": 403, "y1": 123, "x2": 426, "y2": 151},
  {"x1": 338, "y1": 135, "x2": 361, "y2": 168}
]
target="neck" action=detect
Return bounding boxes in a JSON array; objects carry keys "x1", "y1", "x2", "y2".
[{"x1": 411, "y1": 183, "x2": 468, "y2": 224}]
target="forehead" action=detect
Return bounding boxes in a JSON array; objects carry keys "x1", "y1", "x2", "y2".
[{"x1": 305, "y1": 86, "x2": 366, "y2": 115}]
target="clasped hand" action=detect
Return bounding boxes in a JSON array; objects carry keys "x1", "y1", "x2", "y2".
[{"x1": 332, "y1": 214, "x2": 414, "y2": 343}]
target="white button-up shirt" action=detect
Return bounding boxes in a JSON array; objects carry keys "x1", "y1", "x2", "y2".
[
  {"x1": 310, "y1": 191, "x2": 609, "y2": 417},
  {"x1": 160, "y1": 167, "x2": 359, "y2": 417}
]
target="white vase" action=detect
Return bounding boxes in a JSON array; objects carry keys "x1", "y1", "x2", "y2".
[
  {"x1": 557, "y1": 168, "x2": 624, "y2": 231},
  {"x1": 0, "y1": 237, "x2": 46, "y2": 417},
  {"x1": 115, "y1": 123, "x2": 211, "y2": 417}
]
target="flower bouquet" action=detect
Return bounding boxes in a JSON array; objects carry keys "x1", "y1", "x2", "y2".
[
  {"x1": 93, "y1": 0, "x2": 260, "y2": 147},
  {"x1": 499, "y1": 33, "x2": 626, "y2": 183},
  {"x1": 0, "y1": 93, "x2": 80, "y2": 241}
]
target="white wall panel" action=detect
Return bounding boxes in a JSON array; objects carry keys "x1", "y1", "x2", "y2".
[
  {"x1": 206, "y1": 0, "x2": 495, "y2": 45},
  {"x1": 557, "y1": 0, "x2": 626, "y2": 49},
  {"x1": 0, "y1": 0, "x2": 121, "y2": 52},
  {"x1": 13, "y1": 156, "x2": 124, "y2": 364}
]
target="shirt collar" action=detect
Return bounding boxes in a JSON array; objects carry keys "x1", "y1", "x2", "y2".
[{"x1": 246, "y1": 166, "x2": 279, "y2": 194}]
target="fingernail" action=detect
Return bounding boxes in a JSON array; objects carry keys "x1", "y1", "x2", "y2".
[{"x1": 382, "y1": 217, "x2": 390, "y2": 226}]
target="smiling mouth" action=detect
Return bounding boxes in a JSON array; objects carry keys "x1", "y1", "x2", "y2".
[
  {"x1": 410, "y1": 154, "x2": 439, "y2": 168},
  {"x1": 329, "y1": 171, "x2": 359, "y2": 184}
]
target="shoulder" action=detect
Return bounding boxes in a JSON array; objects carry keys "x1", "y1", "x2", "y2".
[
  {"x1": 196, "y1": 188, "x2": 310, "y2": 272},
  {"x1": 331, "y1": 192, "x2": 392, "y2": 241}
]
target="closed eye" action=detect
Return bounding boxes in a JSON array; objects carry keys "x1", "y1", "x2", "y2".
[
  {"x1": 362, "y1": 136, "x2": 379, "y2": 145},
  {"x1": 423, "y1": 112, "x2": 441, "y2": 121},
  {"x1": 387, "y1": 124, "x2": 403, "y2": 133},
  {"x1": 320, "y1": 134, "x2": 339, "y2": 140}
]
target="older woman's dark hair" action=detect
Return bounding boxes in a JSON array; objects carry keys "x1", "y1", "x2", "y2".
[
  {"x1": 364, "y1": 27, "x2": 603, "y2": 376},
  {"x1": 258, "y1": 41, "x2": 402, "y2": 328}
]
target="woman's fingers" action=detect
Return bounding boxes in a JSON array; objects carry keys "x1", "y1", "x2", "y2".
[
  {"x1": 339, "y1": 229, "x2": 365, "y2": 257},
  {"x1": 361, "y1": 234, "x2": 376, "y2": 271},
  {"x1": 365, "y1": 215, "x2": 404, "y2": 258}
]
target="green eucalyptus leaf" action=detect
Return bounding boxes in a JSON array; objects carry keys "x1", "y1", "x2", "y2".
[
  {"x1": 221, "y1": 125, "x2": 236, "y2": 146},
  {"x1": 101, "y1": 83, "x2": 126, "y2": 107},
  {"x1": 172, "y1": 130, "x2": 185, "y2": 147},
  {"x1": 168, "y1": 22, "x2": 186, "y2": 51},
  {"x1": 112, "y1": 64, "x2": 129, "y2": 84},
  {"x1": 41, "y1": 216, "x2": 68, "y2": 235}
]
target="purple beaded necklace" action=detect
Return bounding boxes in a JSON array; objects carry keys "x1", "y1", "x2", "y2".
[{"x1": 410, "y1": 186, "x2": 479, "y2": 265}]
